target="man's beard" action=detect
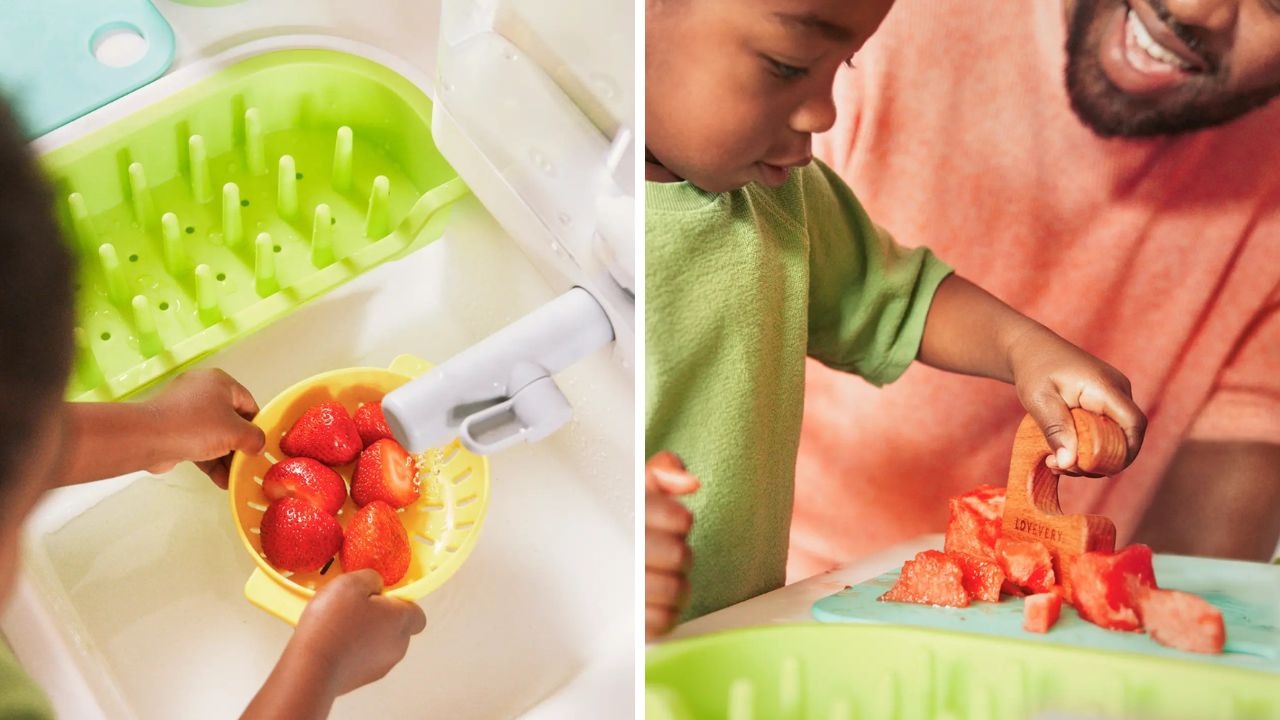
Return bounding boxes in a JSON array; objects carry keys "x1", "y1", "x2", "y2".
[{"x1": 1064, "y1": 0, "x2": 1280, "y2": 137}]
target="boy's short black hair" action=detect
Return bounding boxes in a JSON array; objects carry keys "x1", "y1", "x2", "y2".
[{"x1": 0, "y1": 99, "x2": 75, "y2": 467}]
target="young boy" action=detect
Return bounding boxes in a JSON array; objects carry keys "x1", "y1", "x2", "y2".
[
  {"x1": 0, "y1": 101, "x2": 425, "y2": 717},
  {"x1": 644, "y1": 0, "x2": 1148, "y2": 637}
]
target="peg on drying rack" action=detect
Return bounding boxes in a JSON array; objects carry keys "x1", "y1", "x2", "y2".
[{"x1": 364, "y1": 175, "x2": 390, "y2": 239}]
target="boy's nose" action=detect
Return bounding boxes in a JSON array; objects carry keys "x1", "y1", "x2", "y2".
[
  {"x1": 791, "y1": 90, "x2": 838, "y2": 135},
  {"x1": 1162, "y1": 0, "x2": 1237, "y2": 33}
]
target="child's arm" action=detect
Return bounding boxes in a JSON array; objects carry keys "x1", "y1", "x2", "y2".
[
  {"x1": 646, "y1": 451, "x2": 698, "y2": 640},
  {"x1": 242, "y1": 569, "x2": 427, "y2": 719},
  {"x1": 59, "y1": 369, "x2": 265, "y2": 488},
  {"x1": 919, "y1": 275, "x2": 1147, "y2": 473}
]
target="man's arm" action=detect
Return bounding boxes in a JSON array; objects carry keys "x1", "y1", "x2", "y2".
[{"x1": 1133, "y1": 440, "x2": 1280, "y2": 561}]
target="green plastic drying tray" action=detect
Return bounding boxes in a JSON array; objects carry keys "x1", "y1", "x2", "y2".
[
  {"x1": 646, "y1": 625, "x2": 1280, "y2": 720},
  {"x1": 41, "y1": 49, "x2": 469, "y2": 401}
]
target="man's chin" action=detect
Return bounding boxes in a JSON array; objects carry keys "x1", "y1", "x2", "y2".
[
  {"x1": 1067, "y1": 65, "x2": 1280, "y2": 138},
  {"x1": 1064, "y1": 0, "x2": 1280, "y2": 137}
]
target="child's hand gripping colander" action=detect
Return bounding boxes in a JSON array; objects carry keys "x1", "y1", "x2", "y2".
[{"x1": 228, "y1": 354, "x2": 490, "y2": 624}]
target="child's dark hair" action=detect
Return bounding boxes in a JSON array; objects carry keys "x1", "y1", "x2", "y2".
[{"x1": 0, "y1": 99, "x2": 75, "y2": 465}]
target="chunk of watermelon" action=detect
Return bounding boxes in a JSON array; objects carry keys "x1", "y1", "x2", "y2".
[
  {"x1": 948, "y1": 551, "x2": 1005, "y2": 602},
  {"x1": 1138, "y1": 588, "x2": 1225, "y2": 654},
  {"x1": 943, "y1": 485, "x2": 1005, "y2": 561},
  {"x1": 1069, "y1": 544, "x2": 1157, "y2": 632},
  {"x1": 1023, "y1": 592, "x2": 1063, "y2": 633},
  {"x1": 880, "y1": 550, "x2": 970, "y2": 608},
  {"x1": 995, "y1": 538, "x2": 1056, "y2": 594}
]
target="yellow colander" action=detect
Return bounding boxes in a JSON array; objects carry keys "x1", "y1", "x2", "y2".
[{"x1": 228, "y1": 354, "x2": 491, "y2": 624}]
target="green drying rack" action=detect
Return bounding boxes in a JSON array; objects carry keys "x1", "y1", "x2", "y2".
[{"x1": 42, "y1": 49, "x2": 470, "y2": 401}]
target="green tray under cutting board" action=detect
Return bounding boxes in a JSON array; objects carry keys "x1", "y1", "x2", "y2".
[
  {"x1": 812, "y1": 553, "x2": 1280, "y2": 674},
  {"x1": 42, "y1": 49, "x2": 469, "y2": 401},
  {"x1": 646, "y1": 624, "x2": 1280, "y2": 720}
]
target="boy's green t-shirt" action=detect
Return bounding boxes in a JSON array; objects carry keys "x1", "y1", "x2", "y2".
[{"x1": 645, "y1": 160, "x2": 952, "y2": 620}]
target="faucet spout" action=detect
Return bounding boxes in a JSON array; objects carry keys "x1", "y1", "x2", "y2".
[{"x1": 382, "y1": 287, "x2": 614, "y2": 454}]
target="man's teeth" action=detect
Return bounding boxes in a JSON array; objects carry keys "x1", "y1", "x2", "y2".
[{"x1": 1128, "y1": 9, "x2": 1192, "y2": 70}]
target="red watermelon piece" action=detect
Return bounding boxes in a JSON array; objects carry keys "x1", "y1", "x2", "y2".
[
  {"x1": 1023, "y1": 592, "x2": 1063, "y2": 633},
  {"x1": 948, "y1": 551, "x2": 1005, "y2": 603},
  {"x1": 996, "y1": 538, "x2": 1056, "y2": 594},
  {"x1": 880, "y1": 550, "x2": 970, "y2": 608},
  {"x1": 943, "y1": 485, "x2": 1005, "y2": 561},
  {"x1": 1138, "y1": 588, "x2": 1225, "y2": 654},
  {"x1": 1069, "y1": 544, "x2": 1157, "y2": 632}
]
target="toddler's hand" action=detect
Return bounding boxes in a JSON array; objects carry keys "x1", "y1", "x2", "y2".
[
  {"x1": 145, "y1": 369, "x2": 266, "y2": 487},
  {"x1": 292, "y1": 569, "x2": 427, "y2": 697},
  {"x1": 244, "y1": 570, "x2": 427, "y2": 717},
  {"x1": 646, "y1": 451, "x2": 698, "y2": 640},
  {"x1": 1009, "y1": 329, "x2": 1146, "y2": 475}
]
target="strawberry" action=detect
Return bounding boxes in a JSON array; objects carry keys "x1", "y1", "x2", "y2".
[
  {"x1": 263, "y1": 457, "x2": 347, "y2": 516},
  {"x1": 1023, "y1": 592, "x2": 1063, "y2": 634},
  {"x1": 340, "y1": 500, "x2": 412, "y2": 586},
  {"x1": 1137, "y1": 588, "x2": 1225, "y2": 654},
  {"x1": 351, "y1": 438, "x2": 421, "y2": 509},
  {"x1": 879, "y1": 550, "x2": 970, "y2": 608},
  {"x1": 354, "y1": 401, "x2": 395, "y2": 447},
  {"x1": 279, "y1": 401, "x2": 362, "y2": 466},
  {"x1": 943, "y1": 485, "x2": 1005, "y2": 561},
  {"x1": 260, "y1": 497, "x2": 343, "y2": 573}
]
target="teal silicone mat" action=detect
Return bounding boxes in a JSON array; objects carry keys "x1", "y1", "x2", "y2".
[
  {"x1": 812, "y1": 553, "x2": 1280, "y2": 674},
  {"x1": 0, "y1": 0, "x2": 176, "y2": 137},
  {"x1": 41, "y1": 49, "x2": 468, "y2": 401}
]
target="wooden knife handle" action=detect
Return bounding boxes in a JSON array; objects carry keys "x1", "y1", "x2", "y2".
[{"x1": 1002, "y1": 409, "x2": 1127, "y2": 585}]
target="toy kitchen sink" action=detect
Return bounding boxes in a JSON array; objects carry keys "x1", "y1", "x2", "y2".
[{"x1": 0, "y1": 1, "x2": 634, "y2": 718}]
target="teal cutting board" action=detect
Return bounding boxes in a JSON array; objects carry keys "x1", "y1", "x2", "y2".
[
  {"x1": 813, "y1": 553, "x2": 1280, "y2": 673},
  {"x1": 0, "y1": 0, "x2": 175, "y2": 137}
]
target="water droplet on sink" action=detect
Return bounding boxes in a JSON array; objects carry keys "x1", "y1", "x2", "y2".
[{"x1": 589, "y1": 73, "x2": 617, "y2": 100}]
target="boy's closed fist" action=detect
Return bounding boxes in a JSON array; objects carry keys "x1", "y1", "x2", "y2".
[
  {"x1": 646, "y1": 451, "x2": 698, "y2": 640},
  {"x1": 244, "y1": 569, "x2": 427, "y2": 717},
  {"x1": 293, "y1": 569, "x2": 427, "y2": 696},
  {"x1": 145, "y1": 369, "x2": 266, "y2": 487},
  {"x1": 1007, "y1": 327, "x2": 1147, "y2": 475}
]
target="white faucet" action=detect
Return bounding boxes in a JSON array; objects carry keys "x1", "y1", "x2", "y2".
[{"x1": 381, "y1": 286, "x2": 614, "y2": 454}]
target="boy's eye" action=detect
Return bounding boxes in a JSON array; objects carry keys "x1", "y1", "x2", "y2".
[{"x1": 763, "y1": 56, "x2": 809, "y2": 80}]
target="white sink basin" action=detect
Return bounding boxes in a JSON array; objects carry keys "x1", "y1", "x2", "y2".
[
  {"x1": 3, "y1": 4, "x2": 634, "y2": 716},
  {"x1": 3, "y1": 196, "x2": 635, "y2": 719}
]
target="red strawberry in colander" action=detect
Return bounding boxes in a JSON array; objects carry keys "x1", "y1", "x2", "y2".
[
  {"x1": 340, "y1": 500, "x2": 412, "y2": 586},
  {"x1": 354, "y1": 401, "x2": 396, "y2": 447},
  {"x1": 260, "y1": 497, "x2": 343, "y2": 573},
  {"x1": 263, "y1": 457, "x2": 347, "y2": 516},
  {"x1": 279, "y1": 401, "x2": 362, "y2": 466},
  {"x1": 351, "y1": 438, "x2": 421, "y2": 509}
]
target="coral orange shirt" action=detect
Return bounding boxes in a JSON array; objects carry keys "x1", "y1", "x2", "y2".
[{"x1": 791, "y1": 0, "x2": 1280, "y2": 580}]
